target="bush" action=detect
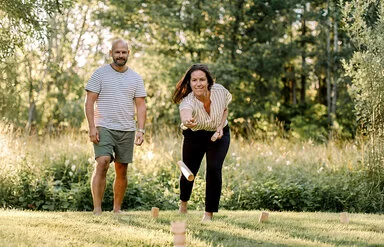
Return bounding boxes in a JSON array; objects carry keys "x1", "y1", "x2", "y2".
[{"x1": 0, "y1": 127, "x2": 382, "y2": 213}]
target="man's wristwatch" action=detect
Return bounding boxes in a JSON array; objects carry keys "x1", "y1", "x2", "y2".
[{"x1": 137, "y1": 128, "x2": 145, "y2": 134}]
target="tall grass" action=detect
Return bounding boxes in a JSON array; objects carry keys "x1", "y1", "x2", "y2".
[{"x1": 1, "y1": 122, "x2": 382, "y2": 213}]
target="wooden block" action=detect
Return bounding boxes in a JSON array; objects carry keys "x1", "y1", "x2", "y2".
[
  {"x1": 258, "y1": 211, "x2": 269, "y2": 223},
  {"x1": 173, "y1": 235, "x2": 186, "y2": 245},
  {"x1": 171, "y1": 221, "x2": 186, "y2": 234},
  {"x1": 151, "y1": 207, "x2": 159, "y2": 218},
  {"x1": 340, "y1": 212, "x2": 349, "y2": 224},
  {"x1": 171, "y1": 221, "x2": 186, "y2": 247}
]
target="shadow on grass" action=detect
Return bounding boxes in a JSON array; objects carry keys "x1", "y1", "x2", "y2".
[
  {"x1": 191, "y1": 228, "x2": 283, "y2": 247},
  {"x1": 227, "y1": 216, "x2": 379, "y2": 247},
  {"x1": 115, "y1": 213, "x2": 287, "y2": 246},
  {"x1": 98, "y1": 211, "x2": 383, "y2": 247}
]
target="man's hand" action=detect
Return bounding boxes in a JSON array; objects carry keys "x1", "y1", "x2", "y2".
[
  {"x1": 135, "y1": 132, "x2": 144, "y2": 146},
  {"x1": 89, "y1": 127, "x2": 99, "y2": 144}
]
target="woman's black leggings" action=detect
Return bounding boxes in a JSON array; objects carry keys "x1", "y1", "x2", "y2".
[{"x1": 180, "y1": 125, "x2": 230, "y2": 212}]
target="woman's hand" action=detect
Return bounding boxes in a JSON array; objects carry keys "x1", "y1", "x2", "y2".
[
  {"x1": 216, "y1": 128, "x2": 224, "y2": 139},
  {"x1": 183, "y1": 118, "x2": 197, "y2": 128},
  {"x1": 211, "y1": 128, "x2": 223, "y2": 142}
]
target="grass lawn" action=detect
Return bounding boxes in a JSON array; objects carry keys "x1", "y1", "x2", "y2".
[{"x1": 0, "y1": 210, "x2": 383, "y2": 246}]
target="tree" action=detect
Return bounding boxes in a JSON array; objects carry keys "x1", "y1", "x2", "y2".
[
  {"x1": 342, "y1": 0, "x2": 384, "y2": 178},
  {"x1": 0, "y1": 0, "x2": 358, "y2": 140},
  {"x1": 0, "y1": 0, "x2": 109, "y2": 133},
  {"x1": 97, "y1": 0, "x2": 359, "y2": 139},
  {"x1": 100, "y1": 0, "x2": 298, "y2": 135},
  {"x1": 0, "y1": 0, "x2": 70, "y2": 60}
]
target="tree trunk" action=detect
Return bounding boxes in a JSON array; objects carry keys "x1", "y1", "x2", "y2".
[
  {"x1": 25, "y1": 21, "x2": 54, "y2": 135},
  {"x1": 231, "y1": 0, "x2": 245, "y2": 63},
  {"x1": 290, "y1": 65, "x2": 297, "y2": 105},
  {"x1": 300, "y1": 4, "x2": 307, "y2": 104},
  {"x1": 331, "y1": 12, "x2": 338, "y2": 116},
  {"x1": 326, "y1": 0, "x2": 332, "y2": 124}
]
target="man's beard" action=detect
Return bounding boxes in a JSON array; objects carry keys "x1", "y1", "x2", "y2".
[{"x1": 113, "y1": 57, "x2": 127, "y2": 67}]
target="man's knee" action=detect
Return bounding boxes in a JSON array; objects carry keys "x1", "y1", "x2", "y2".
[
  {"x1": 94, "y1": 156, "x2": 111, "y2": 173},
  {"x1": 115, "y1": 162, "x2": 128, "y2": 179}
]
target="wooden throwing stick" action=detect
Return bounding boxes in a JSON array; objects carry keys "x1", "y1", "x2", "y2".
[{"x1": 177, "y1": 161, "x2": 194, "y2": 181}]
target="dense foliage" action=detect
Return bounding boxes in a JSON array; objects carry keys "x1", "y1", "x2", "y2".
[
  {"x1": 2, "y1": 157, "x2": 381, "y2": 213},
  {"x1": 342, "y1": 0, "x2": 384, "y2": 192},
  {"x1": 0, "y1": 0, "x2": 70, "y2": 59},
  {"x1": 99, "y1": 0, "x2": 357, "y2": 140},
  {"x1": 0, "y1": 0, "x2": 357, "y2": 141}
]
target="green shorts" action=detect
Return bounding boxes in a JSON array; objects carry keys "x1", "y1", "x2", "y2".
[{"x1": 93, "y1": 127, "x2": 135, "y2": 164}]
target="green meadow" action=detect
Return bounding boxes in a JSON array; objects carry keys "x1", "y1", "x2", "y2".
[{"x1": 0, "y1": 209, "x2": 383, "y2": 246}]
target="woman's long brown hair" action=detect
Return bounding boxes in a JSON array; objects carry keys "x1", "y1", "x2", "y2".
[{"x1": 172, "y1": 64, "x2": 214, "y2": 104}]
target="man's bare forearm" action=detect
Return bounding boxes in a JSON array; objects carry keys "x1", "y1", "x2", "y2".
[
  {"x1": 135, "y1": 97, "x2": 147, "y2": 129},
  {"x1": 84, "y1": 94, "x2": 96, "y2": 128}
]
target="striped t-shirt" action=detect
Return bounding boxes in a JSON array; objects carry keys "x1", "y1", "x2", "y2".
[
  {"x1": 85, "y1": 64, "x2": 147, "y2": 131},
  {"x1": 179, "y1": 83, "x2": 232, "y2": 131}
]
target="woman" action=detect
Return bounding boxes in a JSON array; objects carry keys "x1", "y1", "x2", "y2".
[{"x1": 172, "y1": 64, "x2": 232, "y2": 221}]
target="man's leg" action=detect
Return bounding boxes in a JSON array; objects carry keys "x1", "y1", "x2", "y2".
[
  {"x1": 91, "y1": 156, "x2": 111, "y2": 215},
  {"x1": 113, "y1": 161, "x2": 128, "y2": 213}
]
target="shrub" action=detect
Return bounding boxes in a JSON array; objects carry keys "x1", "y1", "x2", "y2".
[{"x1": 0, "y1": 125, "x2": 382, "y2": 213}]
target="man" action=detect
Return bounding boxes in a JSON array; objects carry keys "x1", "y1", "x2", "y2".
[{"x1": 84, "y1": 38, "x2": 147, "y2": 215}]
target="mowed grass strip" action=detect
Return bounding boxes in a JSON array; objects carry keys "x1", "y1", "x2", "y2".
[{"x1": 0, "y1": 210, "x2": 383, "y2": 247}]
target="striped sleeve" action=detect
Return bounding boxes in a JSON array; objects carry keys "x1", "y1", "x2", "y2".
[
  {"x1": 134, "y1": 74, "x2": 147, "y2": 98},
  {"x1": 85, "y1": 69, "x2": 101, "y2": 93},
  {"x1": 226, "y1": 89, "x2": 232, "y2": 107},
  {"x1": 179, "y1": 94, "x2": 194, "y2": 111}
]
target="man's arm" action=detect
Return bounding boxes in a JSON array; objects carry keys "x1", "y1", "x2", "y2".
[
  {"x1": 84, "y1": 91, "x2": 99, "y2": 144},
  {"x1": 134, "y1": 97, "x2": 146, "y2": 146}
]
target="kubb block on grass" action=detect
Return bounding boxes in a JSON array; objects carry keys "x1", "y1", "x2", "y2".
[
  {"x1": 171, "y1": 221, "x2": 187, "y2": 247},
  {"x1": 340, "y1": 212, "x2": 349, "y2": 224},
  {"x1": 259, "y1": 211, "x2": 269, "y2": 223},
  {"x1": 151, "y1": 207, "x2": 159, "y2": 218}
]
